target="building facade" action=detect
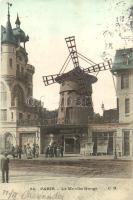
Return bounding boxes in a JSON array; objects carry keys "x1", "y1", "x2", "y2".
[
  {"x1": 0, "y1": 9, "x2": 43, "y2": 153},
  {"x1": 84, "y1": 48, "x2": 133, "y2": 157}
]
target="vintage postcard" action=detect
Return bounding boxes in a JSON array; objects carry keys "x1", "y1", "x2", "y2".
[{"x1": 0, "y1": 0, "x2": 133, "y2": 199}]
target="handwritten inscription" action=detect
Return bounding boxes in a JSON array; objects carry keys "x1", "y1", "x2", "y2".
[
  {"x1": 3, "y1": 190, "x2": 18, "y2": 200},
  {"x1": 2, "y1": 189, "x2": 63, "y2": 200},
  {"x1": 21, "y1": 191, "x2": 63, "y2": 200},
  {"x1": 1, "y1": 186, "x2": 117, "y2": 200}
]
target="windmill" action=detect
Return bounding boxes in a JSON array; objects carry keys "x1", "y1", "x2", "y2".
[{"x1": 43, "y1": 36, "x2": 112, "y2": 125}]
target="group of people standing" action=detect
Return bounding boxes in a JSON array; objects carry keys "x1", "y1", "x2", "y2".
[
  {"x1": 24, "y1": 143, "x2": 39, "y2": 159},
  {"x1": 1, "y1": 143, "x2": 65, "y2": 183},
  {"x1": 11, "y1": 143, "x2": 39, "y2": 159},
  {"x1": 45, "y1": 144, "x2": 64, "y2": 158},
  {"x1": 11, "y1": 145, "x2": 22, "y2": 159},
  {"x1": 24, "y1": 144, "x2": 39, "y2": 159}
]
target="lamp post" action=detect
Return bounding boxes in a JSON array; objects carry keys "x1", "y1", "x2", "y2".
[{"x1": 114, "y1": 132, "x2": 117, "y2": 159}]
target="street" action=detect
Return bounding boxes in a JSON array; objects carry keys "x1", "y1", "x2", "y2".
[
  {"x1": 9, "y1": 156, "x2": 133, "y2": 179},
  {"x1": 0, "y1": 157, "x2": 132, "y2": 200}
]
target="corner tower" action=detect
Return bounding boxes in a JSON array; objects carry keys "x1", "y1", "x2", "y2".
[
  {"x1": 0, "y1": 4, "x2": 39, "y2": 153},
  {"x1": 112, "y1": 48, "x2": 133, "y2": 123},
  {"x1": 1, "y1": 3, "x2": 17, "y2": 77}
]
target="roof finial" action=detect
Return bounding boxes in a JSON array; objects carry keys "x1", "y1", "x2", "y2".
[
  {"x1": 7, "y1": 2, "x2": 12, "y2": 20},
  {"x1": 15, "y1": 13, "x2": 21, "y2": 27}
]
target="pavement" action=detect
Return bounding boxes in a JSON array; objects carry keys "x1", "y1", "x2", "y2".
[
  {"x1": 0, "y1": 171, "x2": 132, "y2": 200},
  {"x1": 0, "y1": 154, "x2": 132, "y2": 200},
  {"x1": 6, "y1": 153, "x2": 133, "y2": 161}
]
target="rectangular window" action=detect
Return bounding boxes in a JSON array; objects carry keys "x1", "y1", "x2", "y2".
[
  {"x1": 121, "y1": 73, "x2": 129, "y2": 89},
  {"x1": 11, "y1": 112, "x2": 13, "y2": 120},
  {"x1": 21, "y1": 67, "x2": 24, "y2": 75},
  {"x1": 0, "y1": 109, "x2": 7, "y2": 121},
  {"x1": 125, "y1": 98, "x2": 130, "y2": 114},
  {"x1": 16, "y1": 64, "x2": 20, "y2": 76},
  {"x1": 19, "y1": 113, "x2": 23, "y2": 120},
  {"x1": 0, "y1": 92, "x2": 7, "y2": 107},
  {"x1": 19, "y1": 56, "x2": 22, "y2": 61},
  {"x1": 9, "y1": 58, "x2": 12, "y2": 68},
  {"x1": 28, "y1": 114, "x2": 30, "y2": 119},
  {"x1": 17, "y1": 64, "x2": 19, "y2": 70}
]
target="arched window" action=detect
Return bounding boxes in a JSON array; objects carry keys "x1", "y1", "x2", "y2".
[
  {"x1": 0, "y1": 82, "x2": 7, "y2": 107},
  {"x1": 9, "y1": 58, "x2": 12, "y2": 68},
  {"x1": 61, "y1": 97, "x2": 64, "y2": 107},
  {"x1": 4, "y1": 133, "x2": 13, "y2": 151},
  {"x1": 67, "y1": 97, "x2": 71, "y2": 106},
  {"x1": 11, "y1": 85, "x2": 24, "y2": 107}
]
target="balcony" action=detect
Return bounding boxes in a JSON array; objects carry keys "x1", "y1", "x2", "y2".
[{"x1": 17, "y1": 119, "x2": 41, "y2": 126}]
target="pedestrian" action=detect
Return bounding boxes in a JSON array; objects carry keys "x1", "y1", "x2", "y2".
[
  {"x1": 54, "y1": 144, "x2": 57, "y2": 157},
  {"x1": 18, "y1": 146, "x2": 22, "y2": 159},
  {"x1": 26, "y1": 144, "x2": 32, "y2": 159},
  {"x1": 60, "y1": 145, "x2": 64, "y2": 157},
  {"x1": 45, "y1": 146, "x2": 50, "y2": 158},
  {"x1": 32, "y1": 144, "x2": 36, "y2": 158},
  {"x1": 1, "y1": 152, "x2": 10, "y2": 183},
  {"x1": 11, "y1": 145, "x2": 15, "y2": 158},
  {"x1": 35, "y1": 144, "x2": 39, "y2": 158},
  {"x1": 23, "y1": 145, "x2": 27, "y2": 157},
  {"x1": 50, "y1": 146, "x2": 54, "y2": 157},
  {"x1": 14, "y1": 145, "x2": 18, "y2": 158},
  {"x1": 57, "y1": 145, "x2": 60, "y2": 157}
]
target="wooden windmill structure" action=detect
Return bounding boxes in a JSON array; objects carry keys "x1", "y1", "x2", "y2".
[{"x1": 43, "y1": 36, "x2": 112, "y2": 125}]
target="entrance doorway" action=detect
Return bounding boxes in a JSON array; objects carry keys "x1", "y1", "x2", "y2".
[
  {"x1": 64, "y1": 137, "x2": 80, "y2": 153},
  {"x1": 20, "y1": 133, "x2": 36, "y2": 148},
  {"x1": 65, "y1": 138, "x2": 74, "y2": 153}
]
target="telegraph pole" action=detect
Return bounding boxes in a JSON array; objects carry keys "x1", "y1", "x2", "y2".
[{"x1": 114, "y1": 132, "x2": 117, "y2": 159}]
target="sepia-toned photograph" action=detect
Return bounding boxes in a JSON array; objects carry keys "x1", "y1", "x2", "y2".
[{"x1": 0, "y1": 0, "x2": 133, "y2": 199}]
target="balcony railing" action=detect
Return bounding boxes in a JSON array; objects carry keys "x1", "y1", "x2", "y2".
[
  {"x1": 17, "y1": 118, "x2": 58, "y2": 126},
  {"x1": 17, "y1": 120, "x2": 41, "y2": 126}
]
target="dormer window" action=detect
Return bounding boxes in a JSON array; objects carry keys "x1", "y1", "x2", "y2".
[{"x1": 122, "y1": 53, "x2": 129, "y2": 65}]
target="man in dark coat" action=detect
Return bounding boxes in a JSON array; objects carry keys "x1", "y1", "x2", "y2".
[
  {"x1": 32, "y1": 144, "x2": 36, "y2": 158},
  {"x1": 1, "y1": 152, "x2": 10, "y2": 183},
  {"x1": 18, "y1": 146, "x2": 22, "y2": 159},
  {"x1": 60, "y1": 145, "x2": 64, "y2": 157}
]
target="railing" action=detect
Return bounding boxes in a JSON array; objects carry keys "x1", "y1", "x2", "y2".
[
  {"x1": 17, "y1": 117, "x2": 119, "y2": 127},
  {"x1": 17, "y1": 120, "x2": 41, "y2": 126},
  {"x1": 17, "y1": 118, "x2": 58, "y2": 126}
]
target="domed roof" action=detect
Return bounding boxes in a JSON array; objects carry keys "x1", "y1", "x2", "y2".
[
  {"x1": 1, "y1": 16, "x2": 17, "y2": 45},
  {"x1": 13, "y1": 27, "x2": 29, "y2": 43}
]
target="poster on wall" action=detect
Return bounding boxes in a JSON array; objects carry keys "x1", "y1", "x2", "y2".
[{"x1": 0, "y1": 0, "x2": 133, "y2": 199}]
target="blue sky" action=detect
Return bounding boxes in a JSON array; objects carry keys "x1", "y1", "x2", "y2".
[{"x1": 0, "y1": 0, "x2": 132, "y2": 113}]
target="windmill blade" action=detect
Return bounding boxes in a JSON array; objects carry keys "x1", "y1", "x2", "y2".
[
  {"x1": 42, "y1": 74, "x2": 61, "y2": 86},
  {"x1": 83, "y1": 59, "x2": 112, "y2": 74},
  {"x1": 65, "y1": 36, "x2": 80, "y2": 68}
]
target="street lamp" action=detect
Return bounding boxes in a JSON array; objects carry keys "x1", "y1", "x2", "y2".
[{"x1": 114, "y1": 132, "x2": 117, "y2": 159}]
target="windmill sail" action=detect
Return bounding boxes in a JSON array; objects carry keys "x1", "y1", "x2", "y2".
[
  {"x1": 65, "y1": 36, "x2": 80, "y2": 68},
  {"x1": 83, "y1": 59, "x2": 112, "y2": 74},
  {"x1": 42, "y1": 74, "x2": 61, "y2": 86}
]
